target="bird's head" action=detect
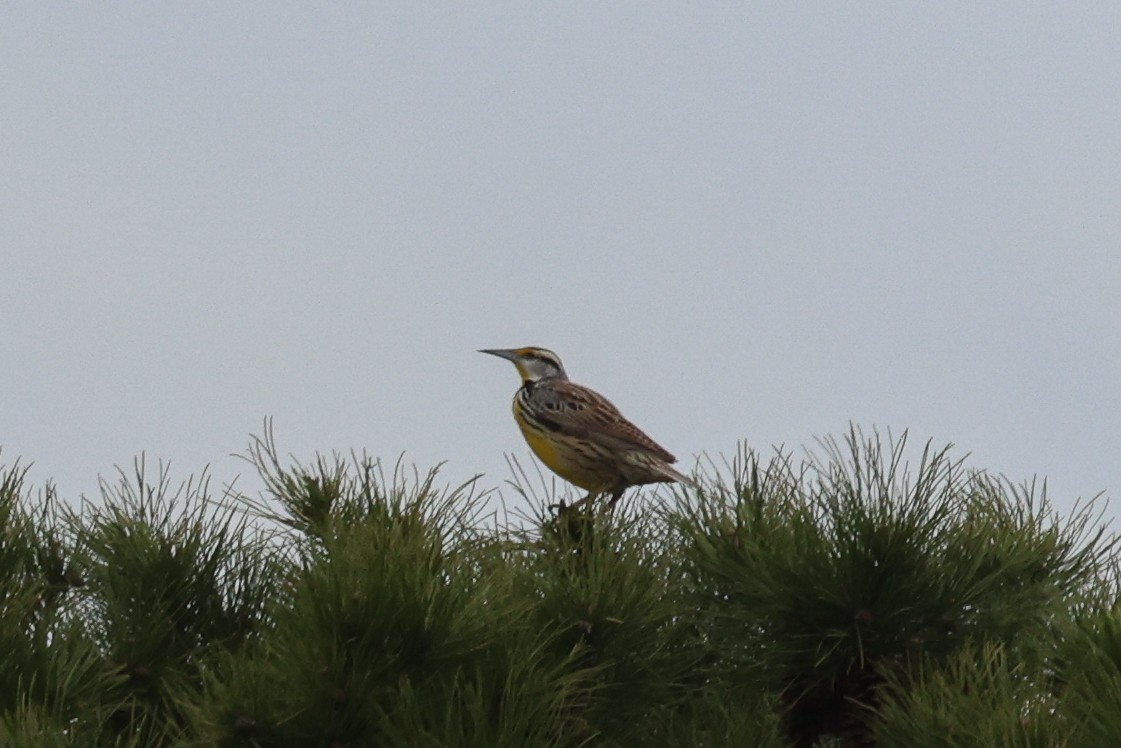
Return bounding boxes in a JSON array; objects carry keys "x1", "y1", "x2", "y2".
[{"x1": 479, "y1": 347, "x2": 568, "y2": 383}]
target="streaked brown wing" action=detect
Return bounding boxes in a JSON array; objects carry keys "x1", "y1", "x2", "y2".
[{"x1": 532, "y1": 380, "x2": 677, "y2": 463}]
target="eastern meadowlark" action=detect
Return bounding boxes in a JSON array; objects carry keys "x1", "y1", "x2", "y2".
[{"x1": 480, "y1": 347, "x2": 693, "y2": 507}]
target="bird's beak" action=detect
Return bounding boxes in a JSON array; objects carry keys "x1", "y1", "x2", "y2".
[{"x1": 478, "y1": 348, "x2": 519, "y2": 362}]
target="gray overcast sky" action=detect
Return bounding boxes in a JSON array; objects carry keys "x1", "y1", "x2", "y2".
[{"x1": 3, "y1": 5, "x2": 1119, "y2": 518}]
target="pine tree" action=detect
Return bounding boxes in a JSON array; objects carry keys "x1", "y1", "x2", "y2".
[{"x1": 0, "y1": 427, "x2": 1118, "y2": 747}]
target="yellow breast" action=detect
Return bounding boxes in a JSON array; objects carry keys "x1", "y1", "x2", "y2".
[{"x1": 511, "y1": 398, "x2": 604, "y2": 491}]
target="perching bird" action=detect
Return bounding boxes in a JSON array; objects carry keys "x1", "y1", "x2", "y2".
[{"x1": 479, "y1": 346, "x2": 693, "y2": 508}]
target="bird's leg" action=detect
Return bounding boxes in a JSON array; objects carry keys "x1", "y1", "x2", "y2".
[
  {"x1": 570, "y1": 491, "x2": 599, "y2": 509},
  {"x1": 548, "y1": 491, "x2": 595, "y2": 514},
  {"x1": 606, "y1": 487, "x2": 626, "y2": 511}
]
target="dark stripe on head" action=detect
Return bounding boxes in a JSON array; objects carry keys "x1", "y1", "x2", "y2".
[{"x1": 528, "y1": 353, "x2": 557, "y2": 366}]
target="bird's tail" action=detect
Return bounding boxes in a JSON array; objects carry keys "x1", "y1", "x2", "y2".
[{"x1": 652, "y1": 461, "x2": 699, "y2": 489}]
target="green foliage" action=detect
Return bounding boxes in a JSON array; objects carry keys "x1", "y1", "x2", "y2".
[
  {"x1": 1054, "y1": 596, "x2": 1121, "y2": 747},
  {"x1": 0, "y1": 427, "x2": 1117, "y2": 747},
  {"x1": 873, "y1": 644, "x2": 1060, "y2": 747},
  {"x1": 502, "y1": 506, "x2": 703, "y2": 745},
  {"x1": 670, "y1": 428, "x2": 1111, "y2": 746},
  {"x1": 68, "y1": 457, "x2": 281, "y2": 744},
  {"x1": 179, "y1": 429, "x2": 588, "y2": 746},
  {"x1": 0, "y1": 457, "x2": 130, "y2": 744}
]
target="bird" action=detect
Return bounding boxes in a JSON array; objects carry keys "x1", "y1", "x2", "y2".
[{"x1": 479, "y1": 346, "x2": 693, "y2": 508}]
